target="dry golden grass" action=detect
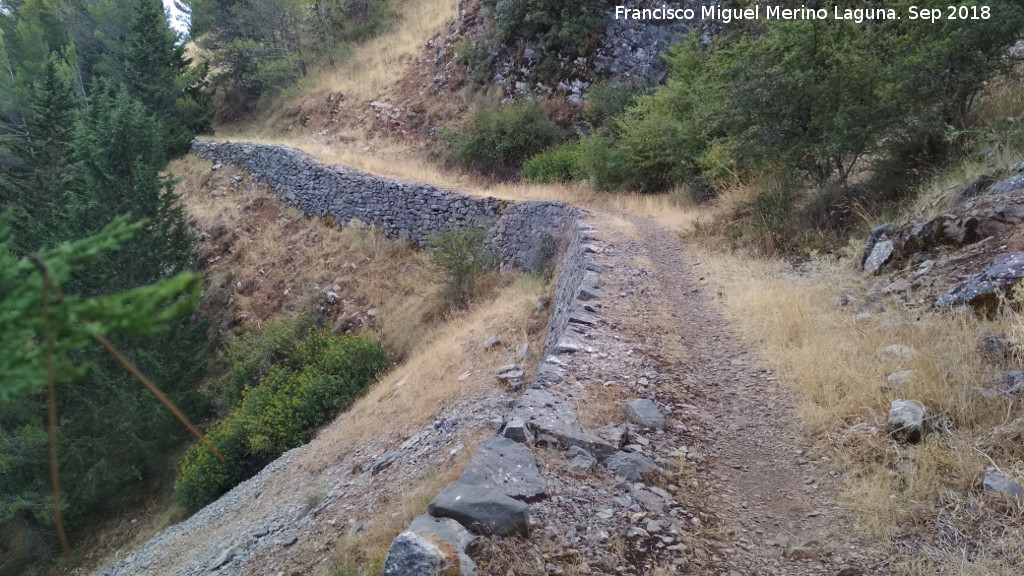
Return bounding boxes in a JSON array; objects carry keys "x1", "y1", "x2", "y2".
[
  {"x1": 169, "y1": 155, "x2": 441, "y2": 358},
  {"x1": 169, "y1": 153, "x2": 556, "y2": 574},
  {"x1": 305, "y1": 273, "x2": 550, "y2": 459},
  {"x1": 694, "y1": 248, "x2": 1024, "y2": 571},
  {"x1": 306, "y1": 0, "x2": 460, "y2": 103}
]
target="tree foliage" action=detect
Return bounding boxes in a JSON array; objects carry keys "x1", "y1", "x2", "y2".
[
  {"x1": 0, "y1": 2, "x2": 216, "y2": 561},
  {"x1": 174, "y1": 329, "x2": 387, "y2": 509},
  {"x1": 540, "y1": 0, "x2": 1024, "y2": 194}
]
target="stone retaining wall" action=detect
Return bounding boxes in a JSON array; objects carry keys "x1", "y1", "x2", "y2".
[
  {"x1": 189, "y1": 141, "x2": 600, "y2": 574},
  {"x1": 191, "y1": 141, "x2": 578, "y2": 273}
]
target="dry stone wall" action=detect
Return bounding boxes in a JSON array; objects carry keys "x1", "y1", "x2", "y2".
[
  {"x1": 190, "y1": 140, "x2": 589, "y2": 357},
  {"x1": 191, "y1": 141, "x2": 579, "y2": 273},
  {"x1": 189, "y1": 141, "x2": 603, "y2": 575}
]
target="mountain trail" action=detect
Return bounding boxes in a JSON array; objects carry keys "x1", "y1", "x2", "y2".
[
  {"x1": 95, "y1": 175, "x2": 887, "y2": 576},
  {"x1": 476, "y1": 212, "x2": 887, "y2": 575}
]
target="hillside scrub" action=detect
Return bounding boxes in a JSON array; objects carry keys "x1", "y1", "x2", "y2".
[
  {"x1": 441, "y1": 101, "x2": 560, "y2": 177},
  {"x1": 428, "y1": 225, "x2": 497, "y2": 310},
  {"x1": 528, "y1": 1, "x2": 1024, "y2": 251},
  {"x1": 175, "y1": 328, "x2": 388, "y2": 509}
]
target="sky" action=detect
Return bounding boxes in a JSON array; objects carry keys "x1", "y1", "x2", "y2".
[{"x1": 163, "y1": 0, "x2": 190, "y2": 38}]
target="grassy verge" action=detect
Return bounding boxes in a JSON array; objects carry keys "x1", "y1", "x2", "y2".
[{"x1": 694, "y1": 249, "x2": 1024, "y2": 572}]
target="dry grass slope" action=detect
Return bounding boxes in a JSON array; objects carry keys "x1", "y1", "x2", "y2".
[{"x1": 695, "y1": 250, "x2": 1024, "y2": 573}]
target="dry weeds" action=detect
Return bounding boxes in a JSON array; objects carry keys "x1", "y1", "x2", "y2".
[
  {"x1": 169, "y1": 155, "x2": 440, "y2": 358},
  {"x1": 306, "y1": 272, "x2": 550, "y2": 458},
  {"x1": 694, "y1": 248, "x2": 1024, "y2": 572}
]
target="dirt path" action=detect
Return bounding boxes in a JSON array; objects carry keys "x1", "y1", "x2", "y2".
[
  {"x1": 480, "y1": 213, "x2": 886, "y2": 575},
  {"x1": 632, "y1": 216, "x2": 886, "y2": 574}
]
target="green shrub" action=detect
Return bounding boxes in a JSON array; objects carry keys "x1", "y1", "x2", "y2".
[
  {"x1": 577, "y1": 134, "x2": 627, "y2": 192},
  {"x1": 612, "y1": 111, "x2": 698, "y2": 193},
  {"x1": 585, "y1": 79, "x2": 644, "y2": 131},
  {"x1": 428, "y1": 225, "x2": 495, "y2": 308},
  {"x1": 175, "y1": 331, "x2": 387, "y2": 509},
  {"x1": 174, "y1": 416, "x2": 253, "y2": 509},
  {"x1": 215, "y1": 314, "x2": 319, "y2": 409},
  {"x1": 523, "y1": 142, "x2": 584, "y2": 183},
  {"x1": 441, "y1": 102, "x2": 560, "y2": 176}
]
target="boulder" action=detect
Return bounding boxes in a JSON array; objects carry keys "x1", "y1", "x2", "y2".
[
  {"x1": 983, "y1": 467, "x2": 1024, "y2": 500},
  {"x1": 501, "y1": 418, "x2": 529, "y2": 443},
  {"x1": 383, "y1": 528, "x2": 468, "y2": 576},
  {"x1": 935, "y1": 253, "x2": 1024, "y2": 310},
  {"x1": 428, "y1": 483, "x2": 529, "y2": 537},
  {"x1": 457, "y1": 436, "x2": 546, "y2": 501},
  {"x1": 861, "y1": 223, "x2": 893, "y2": 270},
  {"x1": 511, "y1": 389, "x2": 617, "y2": 460},
  {"x1": 566, "y1": 446, "x2": 597, "y2": 472},
  {"x1": 623, "y1": 399, "x2": 666, "y2": 430},
  {"x1": 888, "y1": 400, "x2": 925, "y2": 443},
  {"x1": 604, "y1": 451, "x2": 662, "y2": 482},
  {"x1": 863, "y1": 240, "x2": 895, "y2": 275},
  {"x1": 381, "y1": 515, "x2": 479, "y2": 576},
  {"x1": 483, "y1": 336, "x2": 502, "y2": 351}
]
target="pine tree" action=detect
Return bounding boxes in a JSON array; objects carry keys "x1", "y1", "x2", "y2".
[
  {"x1": 41, "y1": 85, "x2": 209, "y2": 529},
  {"x1": 0, "y1": 209, "x2": 201, "y2": 556},
  {"x1": 11, "y1": 51, "x2": 79, "y2": 252},
  {"x1": 124, "y1": 0, "x2": 212, "y2": 155}
]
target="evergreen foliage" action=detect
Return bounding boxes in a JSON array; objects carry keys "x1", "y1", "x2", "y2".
[
  {"x1": 174, "y1": 330, "x2": 388, "y2": 509},
  {"x1": 0, "y1": 210, "x2": 201, "y2": 530},
  {"x1": 9, "y1": 51, "x2": 79, "y2": 252},
  {"x1": 441, "y1": 101, "x2": 560, "y2": 177},
  {"x1": 124, "y1": 0, "x2": 213, "y2": 155},
  {"x1": 0, "y1": 2, "x2": 215, "y2": 559}
]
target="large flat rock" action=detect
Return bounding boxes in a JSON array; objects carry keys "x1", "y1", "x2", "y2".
[
  {"x1": 458, "y1": 436, "x2": 547, "y2": 501},
  {"x1": 511, "y1": 389, "x2": 616, "y2": 460},
  {"x1": 428, "y1": 483, "x2": 529, "y2": 537}
]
